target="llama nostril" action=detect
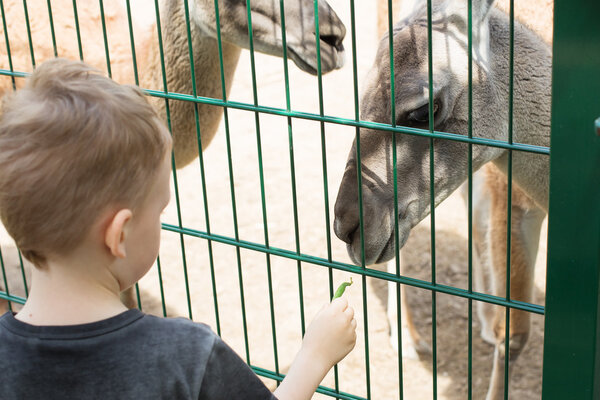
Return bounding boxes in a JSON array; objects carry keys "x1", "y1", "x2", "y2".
[
  {"x1": 334, "y1": 218, "x2": 359, "y2": 245},
  {"x1": 320, "y1": 34, "x2": 344, "y2": 50}
]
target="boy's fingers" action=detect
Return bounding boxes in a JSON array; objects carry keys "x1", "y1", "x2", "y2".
[
  {"x1": 331, "y1": 296, "x2": 348, "y2": 311},
  {"x1": 343, "y1": 306, "x2": 355, "y2": 319},
  {"x1": 342, "y1": 307, "x2": 354, "y2": 324},
  {"x1": 351, "y1": 318, "x2": 357, "y2": 329}
]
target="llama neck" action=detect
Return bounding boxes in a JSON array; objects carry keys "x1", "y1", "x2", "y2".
[
  {"x1": 147, "y1": 1, "x2": 242, "y2": 168},
  {"x1": 486, "y1": 11, "x2": 552, "y2": 146},
  {"x1": 486, "y1": 9, "x2": 552, "y2": 210}
]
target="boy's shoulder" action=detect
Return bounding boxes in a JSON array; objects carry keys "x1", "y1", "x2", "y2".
[
  {"x1": 0, "y1": 309, "x2": 216, "y2": 346},
  {"x1": 141, "y1": 311, "x2": 213, "y2": 333},
  {"x1": 140, "y1": 312, "x2": 216, "y2": 341},
  {"x1": 132, "y1": 311, "x2": 218, "y2": 347}
]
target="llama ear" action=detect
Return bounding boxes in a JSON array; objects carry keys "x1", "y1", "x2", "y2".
[
  {"x1": 396, "y1": 0, "x2": 422, "y2": 20},
  {"x1": 477, "y1": 0, "x2": 496, "y2": 24},
  {"x1": 447, "y1": 0, "x2": 496, "y2": 24},
  {"x1": 440, "y1": 0, "x2": 494, "y2": 67},
  {"x1": 473, "y1": 0, "x2": 495, "y2": 65},
  {"x1": 442, "y1": 0, "x2": 495, "y2": 26}
]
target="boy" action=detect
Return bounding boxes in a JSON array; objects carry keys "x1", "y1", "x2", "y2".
[{"x1": 0, "y1": 58, "x2": 356, "y2": 399}]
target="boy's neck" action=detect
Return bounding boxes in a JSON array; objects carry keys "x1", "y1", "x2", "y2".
[{"x1": 15, "y1": 251, "x2": 128, "y2": 326}]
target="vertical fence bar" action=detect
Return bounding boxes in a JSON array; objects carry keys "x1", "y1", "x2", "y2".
[
  {"x1": 152, "y1": 0, "x2": 193, "y2": 320},
  {"x1": 503, "y1": 0, "x2": 515, "y2": 397},
  {"x1": 174, "y1": 0, "x2": 207, "y2": 321},
  {"x1": 276, "y1": 0, "x2": 306, "y2": 338},
  {"x1": 425, "y1": 0, "x2": 437, "y2": 397},
  {"x1": 21, "y1": 0, "x2": 35, "y2": 68},
  {"x1": 124, "y1": 0, "x2": 139, "y2": 85},
  {"x1": 45, "y1": 0, "x2": 57, "y2": 57},
  {"x1": 179, "y1": 0, "x2": 222, "y2": 334},
  {"x1": 312, "y1": 1, "x2": 340, "y2": 394},
  {"x1": 542, "y1": 0, "x2": 600, "y2": 398},
  {"x1": 0, "y1": 0, "x2": 16, "y2": 90},
  {"x1": 211, "y1": 0, "x2": 250, "y2": 362},
  {"x1": 188, "y1": 43, "x2": 222, "y2": 336},
  {"x1": 97, "y1": 0, "x2": 112, "y2": 78},
  {"x1": 153, "y1": 0, "x2": 173, "y2": 319},
  {"x1": 169, "y1": 164, "x2": 193, "y2": 319},
  {"x1": 155, "y1": 256, "x2": 168, "y2": 317},
  {"x1": 312, "y1": 3, "x2": 332, "y2": 285},
  {"x1": 214, "y1": 0, "x2": 250, "y2": 344},
  {"x1": 349, "y1": 1, "x2": 371, "y2": 397},
  {"x1": 0, "y1": 246, "x2": 11, "y2": 312},
  {"x1": 71, "y1": 0, "x2": 83, "y2": 60},
  {"x1": 193, "y1": 0, "x2": 223, "y2": 336},
  {"x1": 16, "y1": 252, "x2": 26, "y2": 298},
  {"x1": 16, "y1": 1, "x2": 32, "y2": 299},
  {"x1": 386, "y1": 1, "x2": 405, "y2": 399},
  {"x1": 123, "y1": 0, "x2": 144, "y2": 309},
  {"x1": 244, "y1": 0, "x2": 275, "y2": 367},
  {"x1": 466, "y1": 0, "x2": 473, "y2": 398}
]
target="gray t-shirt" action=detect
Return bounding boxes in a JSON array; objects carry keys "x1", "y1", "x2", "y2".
[{"x1": 0, "y1": 309, "x2": 277, "y2": 399}]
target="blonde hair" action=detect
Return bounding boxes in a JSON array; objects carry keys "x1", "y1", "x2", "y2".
[{"x1": 0, "y1": 58, "x2": 172, "y2": 266}]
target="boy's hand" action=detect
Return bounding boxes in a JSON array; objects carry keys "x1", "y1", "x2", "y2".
[
  {"x1": 301, "y1": 297, "x2": 357, "y2": 369},
  {"x1": 273, "y1": 298, "x2": 356, "y2": 400}
]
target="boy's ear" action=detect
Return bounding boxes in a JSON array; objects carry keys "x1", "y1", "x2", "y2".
[{"x1": 104, "y1": 209, "x2": 133, "y2": 259}]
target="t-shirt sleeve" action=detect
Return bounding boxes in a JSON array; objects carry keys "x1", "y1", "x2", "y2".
[{"x1": 198, "y1": 335, "x2": 277, "y2": 400}]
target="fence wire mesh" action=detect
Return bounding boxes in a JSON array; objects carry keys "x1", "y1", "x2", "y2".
[{"x1": 1, "y1": 0, "x2": 595, "y2": 399}]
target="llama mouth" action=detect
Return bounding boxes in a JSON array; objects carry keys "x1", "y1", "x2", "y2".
[
  {"x1": 346, "y1": 229, "x2": 394, "y2": 266},
  {"x1": 288, "y1": 51, "x2": 318, "y2": 75},
  {"x1": 374, "y1": 233, "x2": 395, "y2": 264},
  {"x1": 288, "y1": 41, "x2": 345, "y2": 75},
  {"x1": 345, "y1": 207, "x2": 414, "y2": 266},
  {"x1": 371, "y1": 223, "x2": 411, "y2": 265}
]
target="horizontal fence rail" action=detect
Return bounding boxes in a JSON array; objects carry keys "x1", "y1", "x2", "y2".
[
  {"x1": 161, "y1": 223, "x2": 544, "y2": 315},
  {"x1": 0, "y1": 67, "x2": 552, "y2": 156}
]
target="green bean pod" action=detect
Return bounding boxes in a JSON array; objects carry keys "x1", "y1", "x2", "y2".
[{"x1": 332, "y1": 277, "x2": 353, "y2": 299}]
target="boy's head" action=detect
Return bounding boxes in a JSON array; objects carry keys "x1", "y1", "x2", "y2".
[{"x1": 0, "y1": 58, "x2": 172, "y2": 267}]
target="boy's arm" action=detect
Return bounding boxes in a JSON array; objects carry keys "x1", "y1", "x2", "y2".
[{"x1": 274, "y1": 298, "x2": 356, "y2": 400}]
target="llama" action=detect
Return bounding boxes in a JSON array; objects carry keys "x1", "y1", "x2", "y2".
[
  {"x1": 334, "y1": 0, "x2": 551, "y2": 398},
  {"x1": 0, "y1": 0, "x2": 346, "y2": 167},
  {"x1": 0, "y1": 0, "x2": 346, "y2": 308}
]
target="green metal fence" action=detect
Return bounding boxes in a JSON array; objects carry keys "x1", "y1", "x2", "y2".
[
  {"x1": 542, "y1": 0, "x2": 600, "y2": 397},
  {"x1": 0, "y1": 0, "x2": 598, "y2": 399}
]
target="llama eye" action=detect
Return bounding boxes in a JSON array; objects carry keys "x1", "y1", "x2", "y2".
[{"x1": 407, "y1": 102, "x2": 439, "y2": 124}]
